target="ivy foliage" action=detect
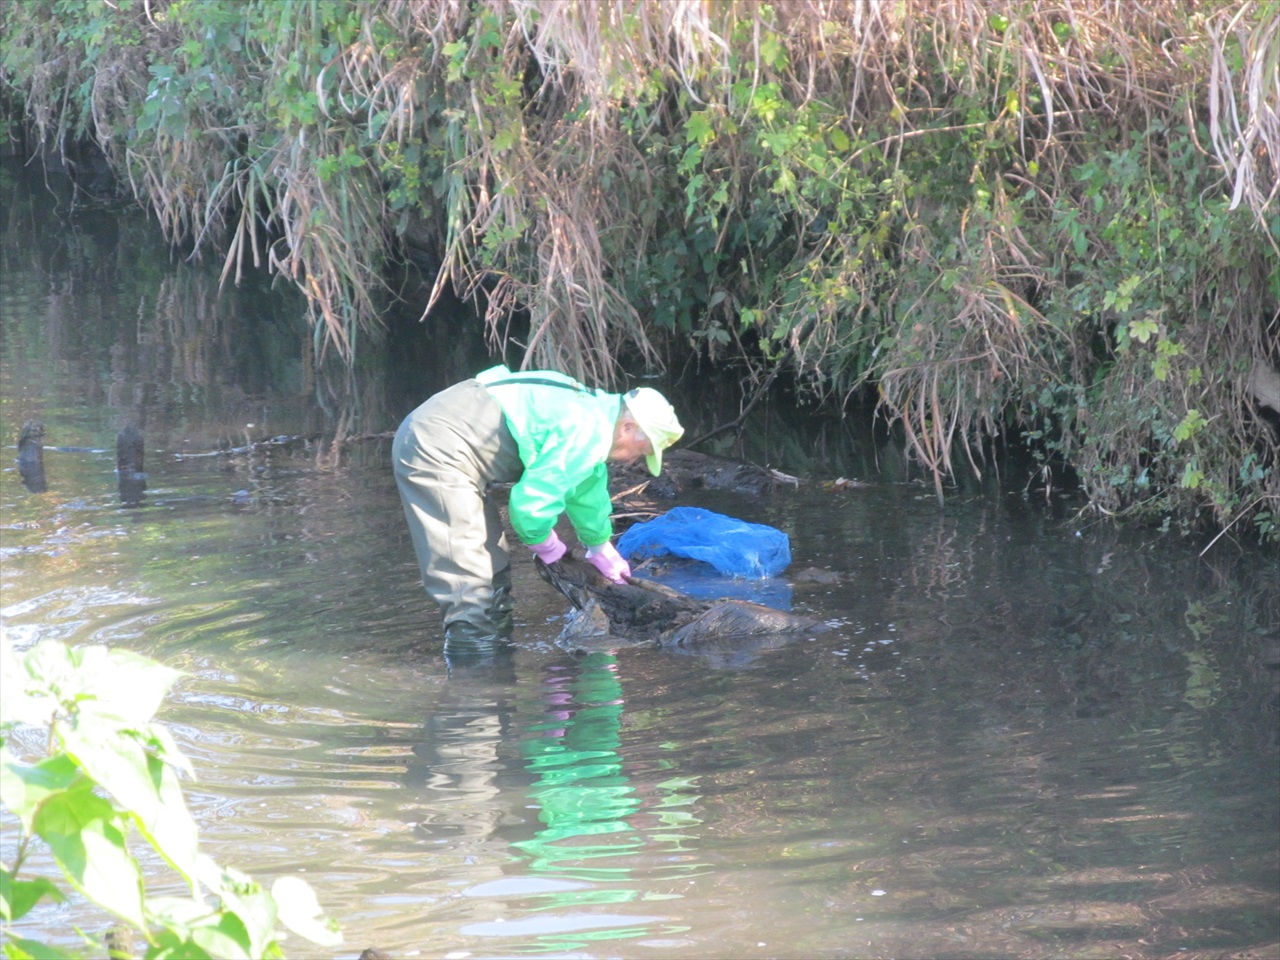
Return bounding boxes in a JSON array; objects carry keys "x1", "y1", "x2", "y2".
[{"x1": 0, "y1": 0, "x2": 1276, "y2": 539}]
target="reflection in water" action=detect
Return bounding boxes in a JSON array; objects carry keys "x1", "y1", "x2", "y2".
[
  {"x1": 517, "y1": 655, "x2": 642, "y2": 880},
  {"x1": 457, "y1": 653, "x2": 704, "y2": 952},
  {"x1": 405, "y1": 677, "x2": 515, "y2": 850}
]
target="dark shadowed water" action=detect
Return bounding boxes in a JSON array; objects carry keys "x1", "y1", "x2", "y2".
[{"x1": 2, "y1": 161, "x2": 1278, "y2": 960}]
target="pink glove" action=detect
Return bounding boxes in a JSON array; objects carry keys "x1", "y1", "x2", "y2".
[
  {"x1": 585, "y1": 541, "x2": 631, "y2": 583},
  {"x1": 528, "y1": 531, "x2": 567, "y2": 565}
]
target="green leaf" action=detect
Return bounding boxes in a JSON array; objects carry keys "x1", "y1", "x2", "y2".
[
  {"x1": 1173, "y1": 409, "x2": 1208, "y2": 443},
  {"x1": 1, "y1": 642, "x2": 74, "y2": 728},
  {"x1": 190, "y1": 911, "x2": 255, "y2": 960},
  {"x1": 1128, "y1": 316, "x2": 1158, "y2": 343},
  {"x1": 33, "y1": 790, "x2": 146, "y2": 929},
  {"x1": 142, "y1": 925, "x2": 215, "y2": 960},
  {"x1": 829, "y1": 127, "x2": 849, "y2": 152},
  {"x1": 2, "y1": 935, "x2": 79, "y2": 959},
  {"x1": 145, "y1": 723, "x2": 196, "y2": 780},
  {"x1": 759, "y1": 31, "x2": 785, "y2": 69},
  {"x1": 491, "y1": 123, "x2": 518, "y2": 154},
  {"x1": 0, "y1": 867, "x2": 64, "y2": 922},
  {"x1": 72, "y1": 646, "x2": 182, "y2": 730},
  {"x1": 198, "y1": 859, "x2": 278, "y2": 959},
  {"x1": 685, "y1": 111, "x2": 714, "y2": 147},
  {"x1": 59, "y1": 728, "x2": 200, "y2": 884},
  {"x1": 0, "y1": 751, "x2": 80, "y2": 832},
  {"x1": 3, "y1": 642, "x2": 181, "y2": 734},
  {"x1": 272, "y1": 875, "x2": 343, "y2": 947}
]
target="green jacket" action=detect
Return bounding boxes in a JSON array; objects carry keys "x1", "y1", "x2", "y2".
[{"x1": 475, "y1": 365, "x2": 621, "y2": 547}]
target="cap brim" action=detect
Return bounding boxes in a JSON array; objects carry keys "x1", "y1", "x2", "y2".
[{"x1": 645, "y1": 448, "x2": 663, "y2": 476}]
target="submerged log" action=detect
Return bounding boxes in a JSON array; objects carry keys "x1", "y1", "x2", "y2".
[
  {"x1": 536, "y1": 552, "x2": 827, "y2": 660},
  {"x1": 17, "y1": 419, "x2": 47, "y2": 493},
  {"x1": 116, "y1": 423, "x2": 147, "y2": 506}
]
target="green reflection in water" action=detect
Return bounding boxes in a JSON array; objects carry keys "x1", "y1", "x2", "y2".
[{"x1": 508, "y1": 652, "x2": 700, "y2": 950}]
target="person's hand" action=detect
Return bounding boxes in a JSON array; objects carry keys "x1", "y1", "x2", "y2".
[
  {"x1": 528, "y1": 531, "x2": 567, "y2": 565},
  {"x1": 585, "y1": 541, "x2": 630, "y2": 583}
]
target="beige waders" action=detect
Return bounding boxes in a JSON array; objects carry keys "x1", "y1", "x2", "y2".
[{"x1": 392, "y1": 379, "x2": 524, "y2": 642}]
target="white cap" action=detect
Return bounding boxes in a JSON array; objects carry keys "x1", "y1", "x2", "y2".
[{"x1": 623, "y1": 388, "x2": 684, "y2": 476}]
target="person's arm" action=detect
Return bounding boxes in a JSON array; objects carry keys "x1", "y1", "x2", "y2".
[
  {"x1": 508, "y1": 432, "x2": 602, "y2": 545},
  {"x1": 563, "y1": 463, "x2": 613, "y2": 548},
  {"x1": 564, "y1": 467, "x2": 632, "y2": 582}
]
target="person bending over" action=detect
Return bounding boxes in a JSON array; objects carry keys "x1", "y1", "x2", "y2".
[{"x1": 392, "y1": 364, "x2": 684, "y2": 655}]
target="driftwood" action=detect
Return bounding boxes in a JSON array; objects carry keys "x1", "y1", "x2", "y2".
[{"x1": 536, "y1": 552, "x2": 827, "y2": 663}]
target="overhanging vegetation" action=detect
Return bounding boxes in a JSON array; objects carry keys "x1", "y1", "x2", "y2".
[{"x1": 1, "y1": 0, "x2": 1277, "y2": 540}]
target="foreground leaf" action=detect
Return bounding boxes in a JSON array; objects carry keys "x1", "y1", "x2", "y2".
[
  {"x1": 33, "y1": 791, "x2": 145, "y2": 929},
  {"x1": 271, "y1": 875, "x2": 343, "y2": 947},
  {"x1": 0, "y1": 867, "x2": 64, "y2": 922},
  {"x1": 0, "y1": 751, "x2": 80, "y2": 833},
  {"x1": 2, "y1": 935, "x2": 79, "y2": 959}
]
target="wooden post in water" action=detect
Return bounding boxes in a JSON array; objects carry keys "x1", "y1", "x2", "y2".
[
  {"x1": 17, "y1": 419, "x2": 47, "y2": 493},
  {"x1": 116, "y1": 423, "x2": 147, "y2": 506}
]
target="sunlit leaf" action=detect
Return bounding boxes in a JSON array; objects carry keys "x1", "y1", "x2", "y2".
[
  {"x1": 200, "y1": 859, "x2": 278, "y2": 959},
  {"x1": 190, "y1": 910, "x2": 255, "y2": 960},
  {"x1": 73, "y1": 646, "x2": 182, "y2": 729},
  {"x1": 144, "y1": 723, "x2": 196, "y2": 780},
  {"x1": 34, "y1": 792, "x2": 145, "y2": 929},
  {"x1": 271, "y1": 875, "x2": 343, "y2": 947},
  {"x1": 0, "y1": 751, "x2": 79, "y2": 832},
  {"x1": 143, "y1": 925, "x2": 216, "y2": 960},
  {"x1": 1, "y1": 642, "x2": 75, "y2": 728},
  {"x1": 58, "y1": 728, "x2": 200, "y2": 885},
  {"x1": 138, "y1": 752, "x2": 201, "y2": 883}
]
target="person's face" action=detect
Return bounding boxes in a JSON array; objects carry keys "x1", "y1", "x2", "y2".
[{"x1": 608, "y1": 420, "x2": 653, "y2": 464}]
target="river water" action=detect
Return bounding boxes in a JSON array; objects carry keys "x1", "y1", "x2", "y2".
[{"x1": 2, "y1": 161, "x2": 1278, "y2": 959}]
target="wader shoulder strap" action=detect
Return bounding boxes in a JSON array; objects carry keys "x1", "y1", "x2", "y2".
[{"x1": 484, "y1": 377, "x2": 595, "y2": 394}]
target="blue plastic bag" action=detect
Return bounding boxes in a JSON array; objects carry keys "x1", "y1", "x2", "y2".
[
  {"x1": 617, "y1": 507, "x2": 791, "y2": 579},
  {"x1": 630, "y1": 561, "x2": 794, "y2": 611}
]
